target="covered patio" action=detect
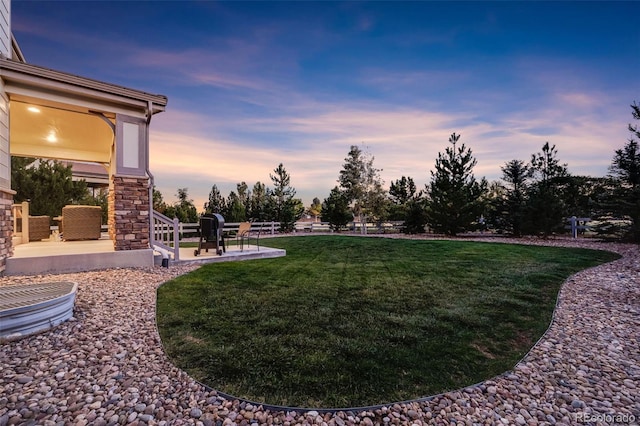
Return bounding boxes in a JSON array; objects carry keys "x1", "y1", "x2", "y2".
[{"x1": 0, "y1": 56, "x2": 168, "y2": 274}]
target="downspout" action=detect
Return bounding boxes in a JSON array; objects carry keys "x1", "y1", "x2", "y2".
[
  {"x1": 145, "y1": 101, "x2": 156, "y2": 253},
  {"x1": 144, "y1": 101, "x2": 176, "y2": 265}
]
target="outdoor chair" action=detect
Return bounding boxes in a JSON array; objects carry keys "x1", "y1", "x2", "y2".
[
  {"x1": 61, "y1": 205, "x2": 102, "y2": 241},
  {"x1": 236, "y1": 221, "x2": 261, "y2": 251},
  {"x1": 28, "y1": 216, "x2": 51, "y2": 242}
]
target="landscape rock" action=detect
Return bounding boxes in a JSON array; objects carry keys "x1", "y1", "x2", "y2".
[{"x1": 0, "y1": 236, "x2": 638, "y2": 425}]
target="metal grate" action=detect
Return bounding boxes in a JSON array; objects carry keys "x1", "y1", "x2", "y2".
[{"x1": 0, "y1": 282, "x2": 76, "y2": 310}]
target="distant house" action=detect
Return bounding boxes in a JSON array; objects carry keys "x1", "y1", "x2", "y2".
[{"x1": 0, "y1": 0, "x2": 168, "y2": 273}]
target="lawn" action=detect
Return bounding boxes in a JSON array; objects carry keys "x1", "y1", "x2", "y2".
[{"x1": 156, "y1": 236, "x2": 618, "y2": 408}]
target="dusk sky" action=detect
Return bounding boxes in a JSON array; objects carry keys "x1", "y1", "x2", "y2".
[{"x1": 12, "y1": 1, "x2": 639, "y2": 210}]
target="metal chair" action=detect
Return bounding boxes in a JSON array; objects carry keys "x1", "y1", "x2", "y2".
[{"x1": 236, "y1": 221, "x2": 261, "y2": 251}]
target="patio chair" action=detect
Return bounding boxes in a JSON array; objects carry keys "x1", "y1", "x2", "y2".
[
  {"x1": 61, "y1": 205, "x2": 102, "y2": 241},
  {"x1": 28, "y1": 216, "x2": 51, "y2": 242},
  {"x1": 236, "y1": 221, "x2": 261, "y2": 251}
]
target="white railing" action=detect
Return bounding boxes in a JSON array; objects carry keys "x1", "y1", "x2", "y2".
[
  {"x1": 177, "y1": 220, "x2": 404, "y2": 236},
  {"x1": 151, "y1": 218, "x2": 406, "y2": 261},
  {"x1": 152, "y1": 210, "x2": 180, "y2": 261}
]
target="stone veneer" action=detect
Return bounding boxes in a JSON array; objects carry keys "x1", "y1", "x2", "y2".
[
  {"x1": 0, "y1": 189, "x2": 13, "y2": 273},
  {"x1": 109, "y1": 176, "x2": 150, "y2": 251}
]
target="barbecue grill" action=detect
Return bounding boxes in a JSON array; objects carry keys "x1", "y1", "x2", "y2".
[{"x1": 194, "y1": 213, "x2": 225, "y2": 256}]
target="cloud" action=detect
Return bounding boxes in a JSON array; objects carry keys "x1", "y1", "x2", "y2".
[{"x1": 149, "y1": 84, "x2": 629, "y2": 212}]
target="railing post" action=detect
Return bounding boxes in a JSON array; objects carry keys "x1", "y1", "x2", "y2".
[
  {"x1": 571, "y1": 216, "x2": 577, "y2": 239},
  {"x1": 173, "y1": 217, "x2": 180, "y2": 261}
]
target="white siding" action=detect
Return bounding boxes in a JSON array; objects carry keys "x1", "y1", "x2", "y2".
[{"x1": 0, "y1": 0, "x2": 9, "y2": 58}]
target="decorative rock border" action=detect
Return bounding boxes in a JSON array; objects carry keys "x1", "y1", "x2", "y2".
[{"x1": 0, "y1": 236, "x2": 638, "y2": 425}]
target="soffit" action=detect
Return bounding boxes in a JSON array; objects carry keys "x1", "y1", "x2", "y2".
[{"x1": 10, "y1": 100, "x2": 114, "y2": 164}]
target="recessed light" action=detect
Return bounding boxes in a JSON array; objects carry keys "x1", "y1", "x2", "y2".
[
  {"x1": 46, "y1": 132, "x2": 58, "y2": 143},
  {"x1": 27, "y1": 106, "x2": 41, "y2": 113}
]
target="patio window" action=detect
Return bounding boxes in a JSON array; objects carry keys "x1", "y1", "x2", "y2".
[{"x1": 115, "y1": 115, "x2": 146, "y2": 176}]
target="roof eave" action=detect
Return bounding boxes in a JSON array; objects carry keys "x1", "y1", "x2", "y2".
[{"x1": 0, "y1": 56, "x2": 167, "y2": 113}]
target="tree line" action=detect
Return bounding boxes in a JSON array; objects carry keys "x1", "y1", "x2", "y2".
[
  {"x1": 321, "y1": 102, "x2": 640, "y2": 242},
  {"x1": 12, "y1": 102, "x2": 640, "y2": 243},
  {"x1": 153, "y1": 163, "x2": 306, "y2": 233}
]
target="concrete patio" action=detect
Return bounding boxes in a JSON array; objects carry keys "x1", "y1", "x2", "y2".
[{"x1": 6, "y1": 237, "x2": 285, "y2": 275}]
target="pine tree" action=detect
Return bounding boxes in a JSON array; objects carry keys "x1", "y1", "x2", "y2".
[
  {"x1": 268, "y1": 163, "x2": 304, "y2": 232},
  {"x1": 249, "y1": 181, "x2": 268, "y2": 221},
  {"x1": 321, "y1": 186, "x2": 353, "y2": 231},
  {"x1": 224, "y1": 191, "x2": 246, "y2": 222},
  {"x1": 249, "y1": 182, "x2": 269, "y2": 222},
  {"x1": 603, "y1": 102, "x2": 640, "y2": 241},
  {"x1": 12, "y1": 157, "x2": 89, "y2": 218},
  {"x1": 426, "y1": 133, "x2": 487, "y2": 235},
  {"x1": 204, "y1": 184, "x2": 226, "y2": 214},
  {"x1": 524, "y1": 142, "x2": 569, "y2": 237},
  {"x1": 496, "y1": 159, "x2": 531, "y2": 236}
]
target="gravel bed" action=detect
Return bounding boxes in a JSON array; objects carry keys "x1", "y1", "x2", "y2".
[{"x1": 0, "y1": 236, "x2": 638, "y2": 425}]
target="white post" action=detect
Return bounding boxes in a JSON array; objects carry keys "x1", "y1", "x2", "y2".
[{"x1": 571, "y1": 216, "x2": 577, "y2": 239}]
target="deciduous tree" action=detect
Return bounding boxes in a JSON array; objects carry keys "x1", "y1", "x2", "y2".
[{"x1": 338, "y1": 145, "x2": 387, "y2": 233}]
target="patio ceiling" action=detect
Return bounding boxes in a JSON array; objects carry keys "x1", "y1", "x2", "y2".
[
  {"x1": 10, "y1": 99, "x2": 114, "y2": 164},
  {"x1": 1, "y1": 57, "x2": 168, "y2": 166}
]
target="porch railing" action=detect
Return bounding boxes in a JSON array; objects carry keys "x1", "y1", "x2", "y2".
[{"x1": 152, "y1": 210, "x2": 180, "y2": 261}]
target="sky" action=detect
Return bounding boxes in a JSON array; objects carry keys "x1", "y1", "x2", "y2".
[{"x1": 12, "y1": 1, "x2": 640, "y2": 210}]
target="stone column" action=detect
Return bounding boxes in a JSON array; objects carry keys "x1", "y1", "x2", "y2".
[
  {"x1": 0, "y1": 189, "x2": 13, "y2": 273},
  {"x1": 112, "y1": 175, "x2": 150, "y2": 250}
]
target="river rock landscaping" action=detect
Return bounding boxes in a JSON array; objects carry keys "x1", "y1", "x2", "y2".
[{"x1": 0, "y1": 236, "x2": 638, "y2": 425}]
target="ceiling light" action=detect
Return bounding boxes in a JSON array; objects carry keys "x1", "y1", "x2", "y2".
[
  {"x1": 27, "y1": 106, "x2": 41, "y2": 113},
  {"x1": 46, "y1": 132, "x2": 58, "y2": 143}
]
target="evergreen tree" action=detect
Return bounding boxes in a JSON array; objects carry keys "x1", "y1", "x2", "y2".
[
  {"x1": 524, "y1": 142, "x2": 569, "y2": 237},
  {"x1": 236, "y1": 182, "x2": 251, "y2": 217},
  {"x1": 389, "y1": 176, "x2": 417, "y2": 204},
  {"x1": 494, "y1": 159, "x2": 531, "y2": 236},
  {"x1": 388, "y1": 176, "x2": 427, "y2": 233},
  {"x1": 249, "y1": 181, "x2": 268, "y2": 221},
  {"x1": 321, "y1": 186, "x2": 353, "y2": 231},
  {"x1": 403, "y1": 198, "x2": 428, "y2": 234},
  {"x1": 204, "y1": 184, "x2": 226, "y2": 214},
  {"x1": 224, "y1": 191, "x2": 246, "y2": 222},
  {"x1": 12, "y1": 157, "x2": 89, "y2": 218},
  {"x1": 173, "y1": 188, "x2": 199, "y2": 223},
  {"x1": 603, "y1": 102, "x2": 640, "y2": 241},
  {"x1": 426, "y1": 133, "x2": 487, "y2": 235},
  {"x1": 153, "y1": 186, "x2": 169, "y2": 214},
  {"x1": 268, "y1": 163, "x2": 304, "y2": 232}
]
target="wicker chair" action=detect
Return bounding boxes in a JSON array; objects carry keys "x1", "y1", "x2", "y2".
[
  {"x1": 28, "y1": 216, "x2": 51, "y2": 242},
  {"x1": 61, "y1": 205, "x2": 102, "y2": 241}
]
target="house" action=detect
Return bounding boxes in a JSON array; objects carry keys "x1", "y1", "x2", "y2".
[{"x1": 0, "y1": 0, "x2": 169, "y2": 274}]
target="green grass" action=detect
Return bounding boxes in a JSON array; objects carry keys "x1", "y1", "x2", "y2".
[{"x1": 157, "y1": 236, "x2": 619, "y2": 408}]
